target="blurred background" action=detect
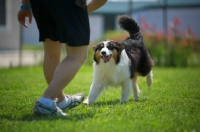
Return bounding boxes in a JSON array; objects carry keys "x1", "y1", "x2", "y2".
[{"x1": 0, "y1": 0, "x2": 200, "y2": 68}]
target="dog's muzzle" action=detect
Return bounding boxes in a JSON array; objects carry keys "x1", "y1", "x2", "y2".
[
  {"x1": 101, "y1": 55, "x2": 112, "y2": 63},
  {"x1": 101, "y1": 51, "x2": 112, "y2": 63}
]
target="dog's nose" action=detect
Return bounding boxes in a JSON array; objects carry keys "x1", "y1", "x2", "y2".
[{"x1": 101, "y1": 51, "x2": 106, "y2": 55}]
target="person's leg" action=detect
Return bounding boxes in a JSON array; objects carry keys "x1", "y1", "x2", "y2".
[
  {"x1": 43, "y1": 38, "x2": 66, "y2": 103},
  {"x1": 43, "y1": 38, "x2": 62, "y2": 84},
  {"x1": 34, "y1": 40, "x2": 87, "y2": 116},
  {"x1": 42, "y1": 44, "x2": 88, "y2": 102}
]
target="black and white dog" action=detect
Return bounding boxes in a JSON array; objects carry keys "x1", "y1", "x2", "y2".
[{"x1": 84, "y1": 15, "x2": 154, "y2": 104}]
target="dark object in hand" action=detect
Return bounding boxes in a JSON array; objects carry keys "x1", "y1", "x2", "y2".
[{"x1": 75, "y1": 0, "x2": 86, "y2": 10}]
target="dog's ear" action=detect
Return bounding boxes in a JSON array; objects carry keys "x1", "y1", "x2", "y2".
[
  {"x1": 92, "y1": 45, "x2": 96, "y2": 51},
  {"x1": 93, "y1": 42, "x2": 104, "y2": 52},
  {"x1": 117, "y1": 42, "x2": 126, "y2": 50}
]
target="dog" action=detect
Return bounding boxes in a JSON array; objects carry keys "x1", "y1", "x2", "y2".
[{"x1": 83, "y1": 15, "x2": 154, "y2": 104}]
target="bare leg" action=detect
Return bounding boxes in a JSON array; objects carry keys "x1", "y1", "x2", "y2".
[
  {"x1": 43, "y1": 39, "x2": 65, "y2": 102},
  {"x1": 42, "y1": 43, "x2": 88, "y2": 102},
  {"x1": 43, "y1": 39, "x2": 62, "y2": 84}
]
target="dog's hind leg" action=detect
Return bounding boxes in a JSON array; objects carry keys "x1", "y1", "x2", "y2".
[
  {"x1": 132, "y1": 77, "x2": 140, "y2": 101},
  {"x1": 120, "y1": 80, "x2": 132, "y2": 103},
  {"x1": 146, "y1": 70, "x2": 153, "y2": 87},
  {"x1": 83, "y1": 81, "x2": 104, "y2": 105}
]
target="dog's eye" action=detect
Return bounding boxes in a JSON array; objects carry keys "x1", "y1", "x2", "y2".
[
  {"x1": 98, "y1": 47, "x2": 103, "y2": 51},
  {"x1": 96, "y1": 43, "x2": 104, "y2": 51},
  {"x1": 99, "y1": 45, "x2": 104, "y2": 50},
  {"x1": 107, "y1": 45, "x2": 115, "y2": 50}
]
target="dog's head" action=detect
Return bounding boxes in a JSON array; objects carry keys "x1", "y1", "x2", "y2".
[{"x1": 93, "y1": 40, "x2": 126, "y2": 64}]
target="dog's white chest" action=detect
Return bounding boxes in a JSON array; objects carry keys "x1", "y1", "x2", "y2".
[{"x1": 93, "y1": 52, "x2": 130, "y2": 85}]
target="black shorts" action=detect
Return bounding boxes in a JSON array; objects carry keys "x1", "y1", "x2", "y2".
[{"x1": 30, "y1": 0, "x2": 90, "y2": 46}]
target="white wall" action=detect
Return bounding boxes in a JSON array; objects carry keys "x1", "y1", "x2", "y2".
[
  {"x1": 22, "y1": 18, "x2": 41, "y2": 44},
  {"x1": 0, "y1": 0, "x2": 21, "y2": 50},
  {"x1": 89, "y1": 15, "x2": 104, "y2": 42}
]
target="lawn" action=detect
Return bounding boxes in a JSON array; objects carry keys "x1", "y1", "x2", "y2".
[{"x1": 0, "y1": 64, "x2": 200, "y2": 132}]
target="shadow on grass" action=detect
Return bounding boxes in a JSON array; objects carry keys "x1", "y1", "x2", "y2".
[
  {"x1": 0, "y1": 99, "x2": 148, "y2": 122},
  {"x1": 0, "y1": 112, "x2": 95, "y2": 122},
  {"x1": 90, "y1": 100, "x2": 120, "y2": 106},
  {"x1": 87, "y1": 98, "x2": 147, "y2": 107}
]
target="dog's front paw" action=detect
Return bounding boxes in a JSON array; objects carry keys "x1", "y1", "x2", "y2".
[
  {"x1": 134, "y1": 94, "x2": 140, "y2": 101},
  {"x1": 120, "y1": 100, "x2": 127, "y2": 104},
  {"x1": 82, "y1": 98, "x2": 89, "y2": 105}
]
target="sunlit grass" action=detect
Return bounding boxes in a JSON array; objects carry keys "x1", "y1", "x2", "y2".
[{"x1": 0, "y1": 65, "x2": 200, "y2": 132}]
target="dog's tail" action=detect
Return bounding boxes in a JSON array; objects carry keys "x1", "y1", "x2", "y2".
[{"x1": 118, "y1": 15, "x2": 140, "y2": 36}]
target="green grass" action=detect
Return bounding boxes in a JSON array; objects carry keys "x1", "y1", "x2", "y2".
[
  {"x1": 22, "y1": 44, "x2": 43, "y2": 50},
  {"x1": 0, "y1": 65, "x2": 200, "y2": 132}
]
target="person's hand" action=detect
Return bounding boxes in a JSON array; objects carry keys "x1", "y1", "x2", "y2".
[{"x1": 18, "y1": 9, "x2": 32, "y2": 28}]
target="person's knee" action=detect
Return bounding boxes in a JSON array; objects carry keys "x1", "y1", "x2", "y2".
[
  {"x1": 43, "y1": 38, "x2": 62, "y2": 62},
  {"x1": 65, "y1": 45, "x2": 88, "y2": 65},
  {"x1": 69, "y1": 52, "x2": 87, "y2": 65},
  {"x1": 44, "y1": 52, "x2": 60, "y2": 62}
]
